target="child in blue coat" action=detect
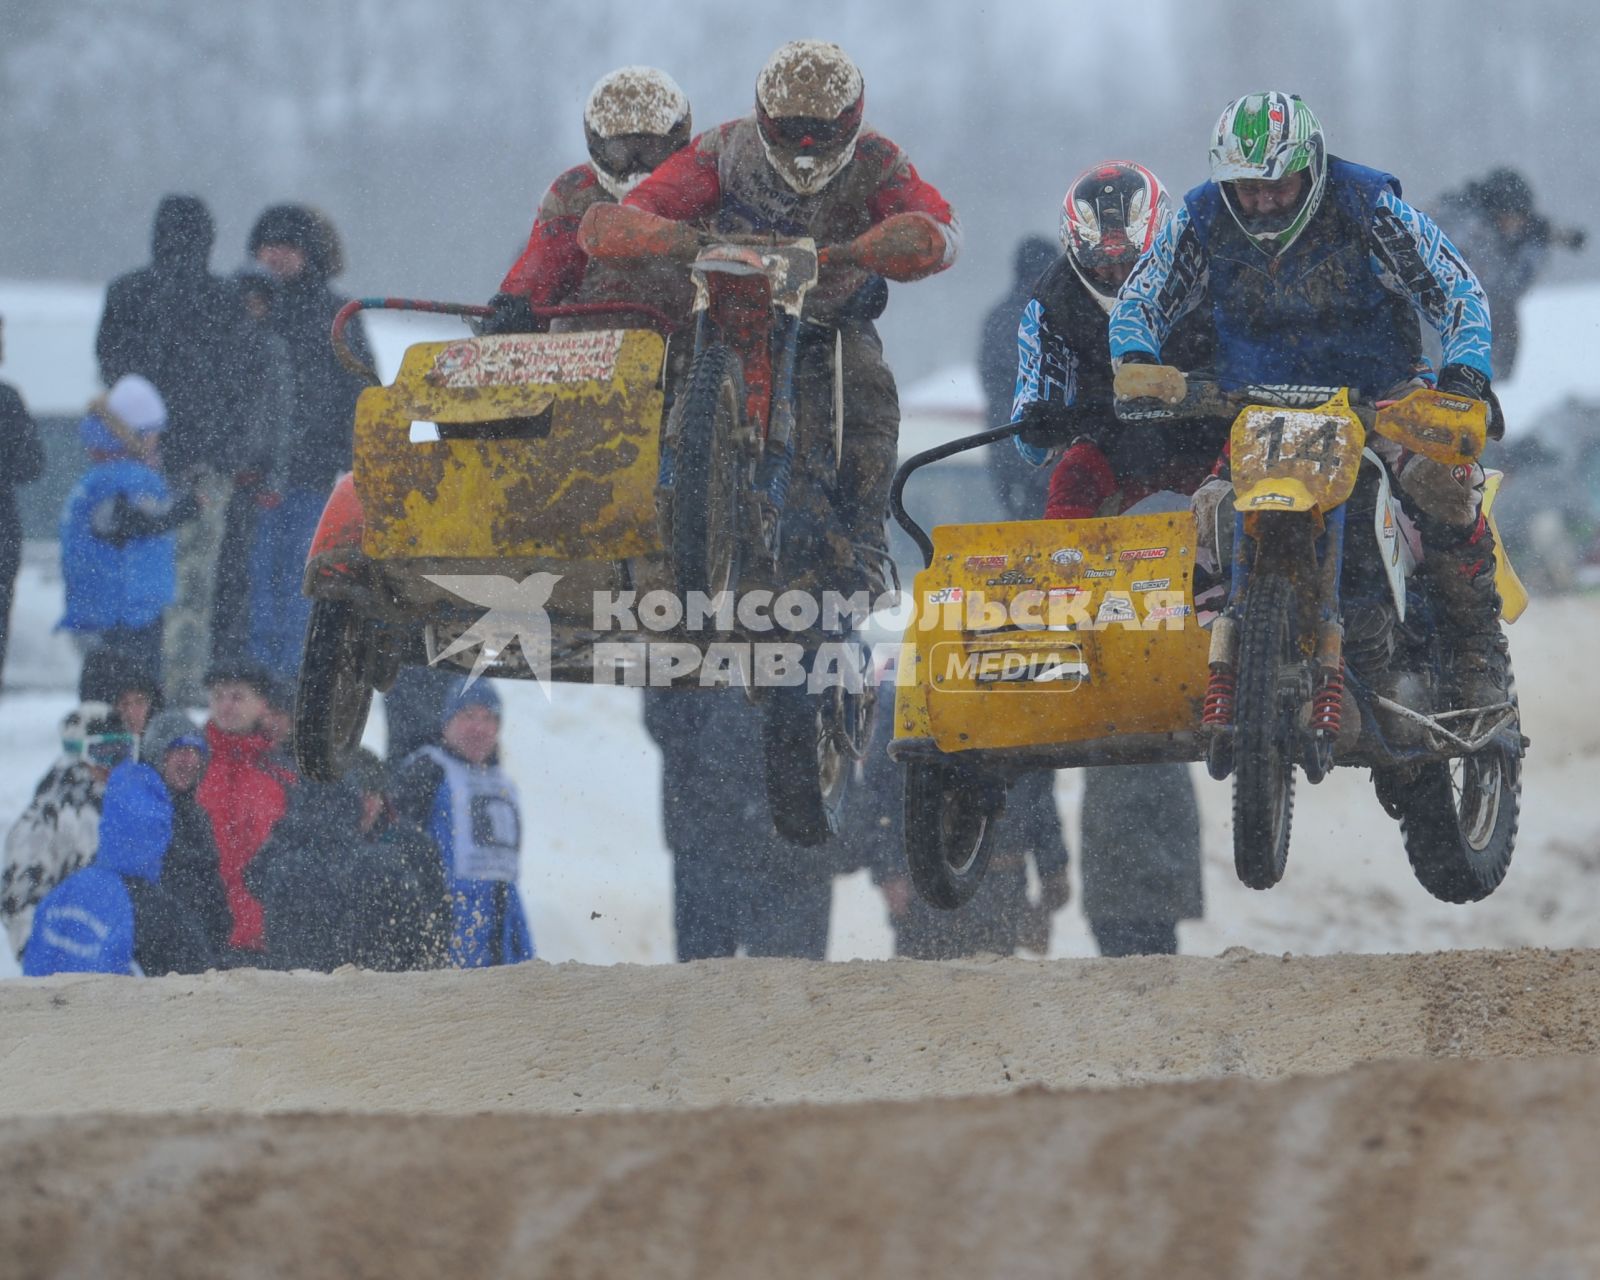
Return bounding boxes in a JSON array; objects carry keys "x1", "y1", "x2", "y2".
[
  {"x1": 58, "y1": 375, "x2": 196, "y2": 679},
  {"x1": 23, "y1": 760, "x2": 213, "y2": 976}
]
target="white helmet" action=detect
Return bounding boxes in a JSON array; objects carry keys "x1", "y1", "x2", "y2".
[
  {"x1": 583, "y1": 66, "x2": 692, "y2": 200},
  {"x1": 755, "y1": 40, "x2": 865, "y2": 195}
]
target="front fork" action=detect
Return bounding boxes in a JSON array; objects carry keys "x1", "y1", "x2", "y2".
[{"x1": 1203, "y1": 506, "x2": 1349, "y2": 782}]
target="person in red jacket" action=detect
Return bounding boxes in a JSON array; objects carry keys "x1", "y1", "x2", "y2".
[
  {"x1": 579, "y1": 39, "x2": 960, "y2": 598},
  {"x1": 484, "y1": 65, "x2": 695, "y2": 335},
  {"x1": 193, "y1": 659, "x2": 293, "y2": 957}
]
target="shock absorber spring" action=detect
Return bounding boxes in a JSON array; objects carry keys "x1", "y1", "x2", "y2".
[
  {"x1": 1202, "y1": 667, "x2": 1237, "y2": 729},
  {"x1": 1311, "y1": 663, "x2": 1346, "y2": 738}
]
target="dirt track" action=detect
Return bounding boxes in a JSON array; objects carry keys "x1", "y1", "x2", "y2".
[{"x1": 6, "y1": 949, "x2": 1600, "y2": 1277}]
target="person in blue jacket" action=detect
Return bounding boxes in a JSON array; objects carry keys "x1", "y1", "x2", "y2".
[
  {"x1": 394, "y1": 679, "x2": 533, "y2": 967},
  {"x1": 58, "y1": 375, "x2": 197, "y2": 679},
  {"x1": 1109, "y1": 90, "x2": 1506, "y2": 711},
  {"x1": 23, "y1": 760, "x2": 214, "y2": 977}
]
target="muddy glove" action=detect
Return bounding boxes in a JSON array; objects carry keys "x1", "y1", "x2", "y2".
[
  {"x1": 820, "y1": 214, "x2": 949, "y2": 282},
  {"x1": 1015, "y1": 401, "x2": 1075, "y2": 450},
  {"x1": 1435, "y1": 363, "x2": 1505, "y2": 440},
  {"x1": 1113, "y1": 358, "x2": 1187, "y2": 421},
  {"x1": 481, "y1": 292, "x2": 541, "y2": 336},
  {"x1": 578, "y1": 203, "x2": 700, "y2": 262}
]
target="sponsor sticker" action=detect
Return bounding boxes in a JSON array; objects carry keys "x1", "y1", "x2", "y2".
[
  {"x1": 1049, "y1": 547, "x2": 1084, "y2": 565},
  {"x1": 1249, "y1": 492, "x2": 1296, "y2": 507},
  {"x1": 1095, "y1": 594, "x2": 1137, "y2": 624},
  {"x1": 426, "y1": 330, "x2": 624, "y2": 388},
  {"x1": 925, "y1": 586, "x2": 965, "y2": 605},
  {"x1": 1083, "y1": 567, "x2": 1116, "y2": 579},
  {"x1": 1120, "y1": 547, "x2": 1169, "y2": 561},
  {"x1": 964, "y1": 555, "x2": 1008, "y2": 571},
  {"x1": 1046, "y1": 586, "x2": 1087, "y2": 600},
  {"x1": 1145, "y1": 603, "x2": 1194, "y2": 621},
  {"x1": 987, "y1": 569, "x2": 1036, "y2": 587},
  {"x1": 1131, "y1": 577, "x2": 1171, "y2": 592}
]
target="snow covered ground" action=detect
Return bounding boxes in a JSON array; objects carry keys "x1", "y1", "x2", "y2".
[{"x1": 3, "y1": 281, "x2": 1598, "y2": 980}]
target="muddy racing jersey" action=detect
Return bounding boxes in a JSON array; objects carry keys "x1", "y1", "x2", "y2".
[
  {"x1": 621, "y1": 117, "x2": 959, "y2": 324},
  {"x1": 499, "y1": 163, "x2": 692, "y2": 321},
  {"x1": 1109, "y1": 158, "x2": 1492, "y2": 396}
]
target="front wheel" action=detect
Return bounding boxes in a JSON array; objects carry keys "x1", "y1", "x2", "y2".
[
  {"x1": 904, "y1": 760, "x2": 1004, "y2": 909},
  {"x1": 669, "y1": 344, "x2": 743, "y2": 600},
  {"x1": 1232, "y1": 572, "x2": 1299, "y2": 890},
  {"x1": 1391, "y1": 680, "x2": 1521, "y2": 903},
  {"x1": 294, "y1": 598, "x2": 375, "y2": 782},
  {"x1": 762, "y1": 682, "x2": 853, "y2": 847}
]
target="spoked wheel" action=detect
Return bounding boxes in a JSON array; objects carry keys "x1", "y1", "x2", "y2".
[
  {"x1": 294, "y1": 598, "x2": 375, "y2": 782},
  {"x1": 904, "y1": 759, "x2": 1005, "y2": 909},
  {"x1": 1232, "y1": 572, "x2": 1300, "y2": 890},
  {"x1": 669, "y1": 344, "x2": 743, "y2": 599},
  {"x1": 1392, "y1": 679, "x2": 1521, "y2": 903},
  {"x1": 762, "y1": 682, "x2": 854, "y2": 847}
]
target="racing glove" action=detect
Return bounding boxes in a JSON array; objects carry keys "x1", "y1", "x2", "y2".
[
  {"x1": 577, "y1": 203, "x2": 700, "y2": 262},
  {"x1": 1435, "y1": 362, "x2": 1505, "y2": 440},
  {"x1": 820, "y1": 214, "x2": 949, "y2": 282},
  {"x1": 481, "y1": 292, "x2": 541, "y2": 336}
]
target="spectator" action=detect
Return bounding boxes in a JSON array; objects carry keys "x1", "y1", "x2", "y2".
[
  {"x1": 211, "y1": 263, "x2": 296, "y2": 668},
  {"x1": 243, "y1": 203, "x2": 372, "y2": 679},
  {"x1": 23, "y1": 761, "x2": 214, "y2": 977},
  {"x1": 58, "y1": 376, "x2": 197, "y2": 677},
  {"x1": 97, "y1": 194, "x2": 250, "y2": 706},
  {"x1": 247, "y1": 748, "x2": 450, "y2": 971},
  {"x1": 194, "y1": 659, "x2": 294, "y2": 959},
  {"x1": 1079, "y1": 767, "x2": 1203, "y2": 956},
  {"x1": 979, "y1": 235, "x2": 1058, "y2": 521},
  {"x1": 0, "y1": 314, "x2": 44, "y2": 686},
  {"x1": 142, "y1": 709, "x2": 233, "y2": 958},
  {"x1": 257, "y1": 672, "x2": 296, "y2": 766},
  {"x1": 644, "y1": 687, "x2": 835, "y2": 961},
  {"x1": 383, "y1": 665, "x2": 459, "y2": 765},
  {"x1": 394, "y1": 679, "x2": 533, "y2": 967},
  {"x1": 77, "y1": 645, "x2": 162, "y2": 736},
  {"x1": 1435, "y1": 167, "x2": 1586, "y2": 379},
  {"x1": 1, "y1": 703, "x2": 133, "y2": 959}
]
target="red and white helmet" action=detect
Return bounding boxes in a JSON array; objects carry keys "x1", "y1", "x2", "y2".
[
  {"x1": 755, "y1": 40, "x2": 865, "y2": 195},
  {"x1": 1059, "y1": 161, "x2": 1171, "y2": 313},
  {"x1": 583, "y1": 67, "x2": 692, "y2": 200}
]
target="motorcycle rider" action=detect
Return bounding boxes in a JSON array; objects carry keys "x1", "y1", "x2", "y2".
[
  {"x1": 577, "y1": 39, "x2": 960, "y2": 598},
  {"x1": 1109, "y1": 90, "x2": 1507, "y2": 710},
  {"x1": 485, "y1": 66, "x2": 695, "y2": 334},
  {"x1": 1013, "y1": 160, "x2": 1225, "y2": 517}
]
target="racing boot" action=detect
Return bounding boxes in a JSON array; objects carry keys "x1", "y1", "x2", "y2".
[{"x1": 1418, "y1": 512, "x2": 1509, "y2": 712}]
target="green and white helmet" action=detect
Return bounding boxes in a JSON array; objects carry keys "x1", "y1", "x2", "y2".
[{"x1": 1210, "y1": 90, "x2": 1327, "y2": 254}]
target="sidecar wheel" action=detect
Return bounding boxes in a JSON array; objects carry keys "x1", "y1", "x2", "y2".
[
  {"x1": 294, "y1": 598, "x2": 375, "y2": 782},
  {"x1": 762, "y1": 683, "x2": 852, "y2": 847},
  {"x1": 1232, "y1": 572, "x2": 1297, "y2": 890},
  {"x1": 670, "y1": 344, "x2": 743, "y2": 600},
  {"x1": 904, "y1": 759, "x2": 1003, "y2": 909},
  {"x1": 1395, "y1": 681, "x2": 1521, "y2": 903}
]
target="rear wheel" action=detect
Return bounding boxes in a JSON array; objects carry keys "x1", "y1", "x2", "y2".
[
  {"x1": 669, "y1": 344, "x2": 742, "y2": 599},
  {"x1": 904, "y1": 759, "x2": 1004, "y2": 909},
  {"x1": 294, "y1": 599, "x2": 374, "y2": 782},
  {"x1": 1232, "y1": 573, "x2": 1299, "y2": 890},
  {"x1": 1393, "y1": 678, "x2": 1521, "y2": 903}
]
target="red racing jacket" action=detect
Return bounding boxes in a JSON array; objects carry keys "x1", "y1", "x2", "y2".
[
  {"x1": 499, "y1": 161, "x2": 698, "y2": 323},
  {"x1": 616, "y1": 117, "x2": 960, "y2": 324}
]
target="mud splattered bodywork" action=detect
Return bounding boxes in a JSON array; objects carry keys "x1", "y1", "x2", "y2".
[{"x1": 355, "y1": 330, "x2": 667, "y2": 564}]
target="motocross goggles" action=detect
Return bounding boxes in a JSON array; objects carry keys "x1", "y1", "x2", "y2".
[
  {"x1": 590, "y1": 132, "x2": 683, "y2": 184},
  {"x1": 756, "y1": 94, "x2": 864, "y2": 157}
]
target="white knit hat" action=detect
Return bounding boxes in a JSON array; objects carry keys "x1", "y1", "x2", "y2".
[{"x1": 105, "y1": 374, "x2": 168, "y2": 434}]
